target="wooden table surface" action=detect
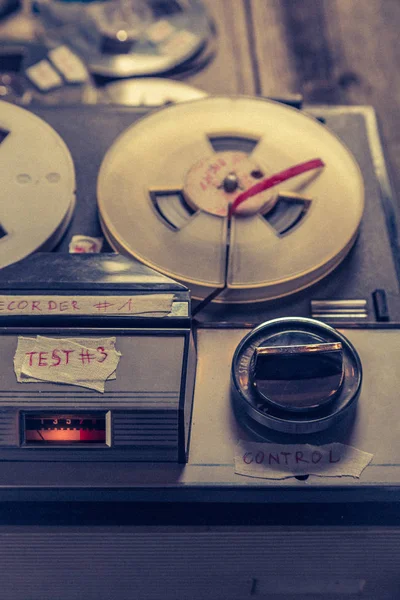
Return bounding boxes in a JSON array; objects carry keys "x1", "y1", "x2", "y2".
[{"x1": 1, "y1": 0, "x2": 400, "y2": 200}]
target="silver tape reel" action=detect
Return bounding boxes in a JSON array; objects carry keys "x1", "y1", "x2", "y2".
[
  {"x1": 97, "y1": 96, "x2": 364, "y2": 303},
  {"x1": 0, "y1": 100, "x2": 75, "y2": 269},
  {"x1": 35, "y1": 0, "x2": 213, "y2": 78},
  {"x1": 100, "y1": 77, "x2": 207, "y2": 106}
]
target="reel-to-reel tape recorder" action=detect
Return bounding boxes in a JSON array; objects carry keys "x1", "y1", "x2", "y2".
[
  {"x1": 1, "y1": 94, "x2": 400, "y2": 466},
  {"x1": 1, "y1": 94, "x2": 400, "y2": 599}
]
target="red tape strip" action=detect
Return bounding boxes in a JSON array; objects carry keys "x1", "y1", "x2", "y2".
[{"x1": 228, "y1": 158, "x2": 325, "y2": 217}]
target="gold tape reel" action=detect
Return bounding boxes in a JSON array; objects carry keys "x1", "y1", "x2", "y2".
[
  {"x1": 0, "y1": 101, "x2": 76, "y2": 269},
  {"x1": 97, "y1": 96, "x2": 364, "y2": 303}
]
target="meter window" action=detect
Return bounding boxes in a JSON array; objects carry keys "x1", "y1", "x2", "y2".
[{"x1": 23, "y1": 413, "x2": 107, "y2": 445}]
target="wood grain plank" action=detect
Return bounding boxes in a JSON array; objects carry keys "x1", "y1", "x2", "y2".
[
  {"x1": 251, "y1": 0, "x2": 400, "y2": 105},
  {"x1": 323, "y1": 0, "x2": 400, "y2": 203},
  {"x1": 251, "y1": 0, "x2": 400, "y2": 197},
  {"x1": 322, "y1": 1, "x2": 400, "y2": 164},
  {"x1": 186, "y1": 0, "x2": 256, "y2": 95},
  {"x1": 250, "y1": 0, "x2": 346, "y2": 102},
  {"x1": 323, "y1": 0, "x2": 400, "y2": 105},
  {"x1": 247, "y1": 0, "x2": 300, "y2": 98}
]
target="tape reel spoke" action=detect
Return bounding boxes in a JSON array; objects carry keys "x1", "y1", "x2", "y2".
[
  {"x1": 150, "y1": 189, "x2": 198, "y2": 230},
  {"x1": 191, "y1": 133, "x2": 217, "y2": 160},
  {"x1": 262, "y1": 193, "x2": 312, "y2": 236},
  {"x1": 0, "y1": 128, "x2": 9, "y2": 144},
  {"x1": 0, "y1": 222, "x2": 8, "y2": 240}
]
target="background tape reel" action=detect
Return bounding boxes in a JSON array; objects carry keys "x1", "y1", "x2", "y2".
[
  {"x1": 0, "y1": 100, "x2": 75, "y2": 268},
  {"x1": 34, "y1": 0, "x2": 214, "y2": 78},
  {"x1": 100, "y1": 77, "x2": 207, "y2": 106},
  {"x1": 98, "y1": 96, "x2": 364, "y2": 303}
]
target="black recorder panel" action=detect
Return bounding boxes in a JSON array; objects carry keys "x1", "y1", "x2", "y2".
[{"x1": 1, "y1": 98, "x2": 400, "y2": 600}]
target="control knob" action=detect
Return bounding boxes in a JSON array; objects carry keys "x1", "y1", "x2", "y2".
[{"x1": 231, "y1": 318, "x2": 362, "y2": 435}]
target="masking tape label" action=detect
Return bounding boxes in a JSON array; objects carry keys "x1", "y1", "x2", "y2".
[
  {"x1": 14, "y1": 336, "x2": 121, "y2": 393},
  {"x1": 0, "y1": 294, "x2": 174, "y2": 316},
  {"x1": 235, "y1": 441, "x2": 373, "y2": 479}
]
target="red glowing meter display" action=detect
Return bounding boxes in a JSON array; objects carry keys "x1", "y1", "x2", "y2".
[{"x1": 23, "y1": 413, "x2": 107, "y2": 444}]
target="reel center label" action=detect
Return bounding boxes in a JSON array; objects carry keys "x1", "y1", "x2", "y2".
[{"x1": 184, "y1": 151, "x2": 275, "y2": 217}]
